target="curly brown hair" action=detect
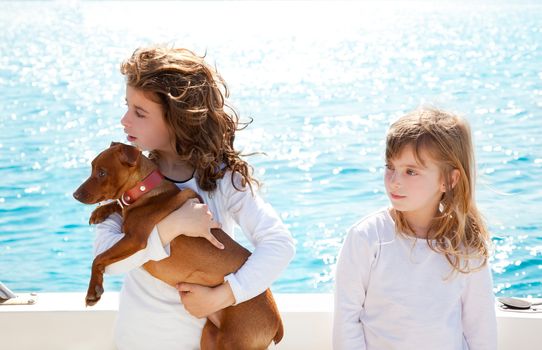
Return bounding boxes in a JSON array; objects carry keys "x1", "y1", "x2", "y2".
[
  {"x1": 386, "y1": 107, "x2": 491, "y2": 273},
  {"x1": 120, "y1": 46, "x2": 257, "y2": 192}
]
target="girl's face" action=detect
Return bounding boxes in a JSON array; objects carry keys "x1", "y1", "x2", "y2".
[
  {"x1": 121, "y1": 85, "x2": 173, "y2": 153},
  {"x1": 384, "y1": 144, "x2": 445, "y2": 218}
]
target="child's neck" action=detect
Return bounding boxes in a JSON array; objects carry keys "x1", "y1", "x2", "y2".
[
  {"x1": 156, "y1": 154, "x2": 194, "y2": 182},
  {"x1": 402, "y1": 208, "x2": 439, "y2": 239}
]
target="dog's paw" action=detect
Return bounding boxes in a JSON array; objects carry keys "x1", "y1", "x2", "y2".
[
  {"x1": 89, "y1": 203, "x2": 121, "y2": 224},
  {"x1": 85, "y1": 285, "x2": 104, "y2": 306},
  {"x1": 89, "y1": 210, "x2": 106, "y2": 225}
]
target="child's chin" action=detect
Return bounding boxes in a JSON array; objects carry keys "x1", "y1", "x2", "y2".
[
  {"x1": 389, "y1": 203, "x2": 408, "y2": 212},
  {"x1": 130, "y1": 141, "x2": 148, "y2": 151}
]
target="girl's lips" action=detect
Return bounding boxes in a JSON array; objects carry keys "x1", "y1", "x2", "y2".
[
  {"x1": 127, "y1": 135, "x2": 136, "y2": 142},
  {"x1": 390, "y1": 193, "x2": 406, "y2": 200}
]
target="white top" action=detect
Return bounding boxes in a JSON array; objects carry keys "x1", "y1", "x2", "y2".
[
  {"x1": 94, "y1": 171, "x2": 295, "y2": 350},
  {"x1": 333, "y1": 209, "x2": 497, "y2": 350}
]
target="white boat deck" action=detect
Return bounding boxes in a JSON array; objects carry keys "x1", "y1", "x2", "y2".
[{"x1": 1, "y1": 293, "x2": 541, "y2": 349}]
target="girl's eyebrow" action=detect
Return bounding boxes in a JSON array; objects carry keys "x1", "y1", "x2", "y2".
[
  {"x1": 391, "y1": 161, "x2": 424, "y2": 170},
  {"x1": 125, "y1": 98, "x2": 150, "y2": 115},
  {"x1": 404, "y1": 163, "x2": 423, "y2": 169},
  {"x1": 134, "y1": 105, "x2": 149, "y2": 114}
]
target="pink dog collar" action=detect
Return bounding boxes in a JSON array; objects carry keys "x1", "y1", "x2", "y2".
[{"x1": 118, "y1": 170, "x2": 164, "y2": 207}]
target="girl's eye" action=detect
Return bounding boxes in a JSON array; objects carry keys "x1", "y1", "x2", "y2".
[
  {"x1": 385, "y1": 164, "x2": 394, "y2": 171},
  {"x1": 135, "y1": 111, "x2": 144, "y2": 118},
  {"x1": 406, "y1": 169, "x2": 417, "y2": 176}
]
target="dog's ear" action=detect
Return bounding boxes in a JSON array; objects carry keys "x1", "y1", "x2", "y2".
[
  {"x1": 118, "y1": 144, "x2": 141, "y2": 167},
  {"x1": 110, "y1": 141, "x2": 121, "y2": 148}
]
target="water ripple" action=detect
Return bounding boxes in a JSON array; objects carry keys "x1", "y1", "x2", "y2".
[{"x1": 1, "y1": 1, "x2": 541, "y2": 296}]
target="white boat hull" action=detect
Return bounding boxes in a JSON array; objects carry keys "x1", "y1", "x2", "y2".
[{"x1": 1, "y1": 293, "x2": 540, "y2": 349}]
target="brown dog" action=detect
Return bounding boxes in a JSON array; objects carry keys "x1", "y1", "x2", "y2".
[{"x1": 73, "y1": 142, "x2": 283, "y2": 350}]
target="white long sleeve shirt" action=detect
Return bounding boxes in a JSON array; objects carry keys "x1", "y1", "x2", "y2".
[
  {"x1": 94, "y1": 171, "x2": 295, "y2": 350},
  {"x1": 333, "y1": 208, "x2": 497, "y2": 350}
]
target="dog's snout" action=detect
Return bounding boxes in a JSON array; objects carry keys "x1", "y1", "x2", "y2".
[{"x1": 73, "y1": 187, "x2": 90, "y2": 203}]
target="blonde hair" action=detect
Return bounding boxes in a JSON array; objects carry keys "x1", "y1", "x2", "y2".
[
  {"x1": 120, "y1": 46, "x2": 257, "y2": 192},
  {"x1": 386, "y1": 107, "x2": 490, "y2": 273}
]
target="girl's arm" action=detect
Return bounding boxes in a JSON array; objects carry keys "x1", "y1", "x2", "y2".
[
  {"x1": 221, "y1": 172, "x2": 296, "y2": 304},
  {"x1": 332, "y1": 225, "x2": 371, "y2": 350},
  {"x1": 461, "y1": 262, "x2": 498, "y2": 350},
  {"x1": 94, "y1": 200, "x2": 220, "y2": 274}
]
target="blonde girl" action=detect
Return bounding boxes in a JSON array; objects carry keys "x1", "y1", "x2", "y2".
[
  {"x1": 94, "y1": 46, "x2": 295, "y2": 350},
  {"x1": 333, "y1": 108, "x2": 497, "y2": 350}
]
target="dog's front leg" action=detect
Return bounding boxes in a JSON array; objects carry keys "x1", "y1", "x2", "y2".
[
  {"x1": 86, "y1": 222, "x2": 154, "y2": 306},
  {"x1": 89, "y1": 201, "x2": 122, "y2": 224}
]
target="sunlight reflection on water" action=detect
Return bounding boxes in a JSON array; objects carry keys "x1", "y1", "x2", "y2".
[{"x1": 1, "y1": 1, "x2": 541, "y2": 296}]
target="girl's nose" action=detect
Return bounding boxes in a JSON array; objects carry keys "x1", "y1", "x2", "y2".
[
  {"x1": 120, "y1": 112, "x2": 130, "y2": 127},
  {"x1": 389, "y1": 172, "x2": 400, "y2": 188}
]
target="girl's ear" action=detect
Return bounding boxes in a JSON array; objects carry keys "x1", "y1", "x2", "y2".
[
  {"x1": 441, "y1": 169, "x2": 460, "y2": 192},
  {"x1": 450, "y1": 169, "x2": 460, "y2": 189}
]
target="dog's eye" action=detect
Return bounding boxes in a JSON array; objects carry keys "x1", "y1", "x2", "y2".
[{"x1": 98, "y1": 170, "x2": 107, "y2": 178}]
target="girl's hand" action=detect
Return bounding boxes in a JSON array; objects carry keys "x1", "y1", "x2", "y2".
[
  {"x1": 177, "y1": 282, "x2": 235, "y2": 318},
  {"x1": 157, "y1": 198, "x2": 224, "y2": 249}
]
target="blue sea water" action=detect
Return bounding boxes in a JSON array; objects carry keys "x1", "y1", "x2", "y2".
[{"x1": 1, "y1": 1, "x2": 541, "y2": 297}]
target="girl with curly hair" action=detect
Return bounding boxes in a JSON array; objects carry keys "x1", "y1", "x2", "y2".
[{"x1": 94, "y1": 46, "x2": 295, "y2": 350}]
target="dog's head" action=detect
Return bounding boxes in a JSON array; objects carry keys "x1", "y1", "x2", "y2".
[{"x1": 73, "y1": 142, "x2": 142, "y2": 204}]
